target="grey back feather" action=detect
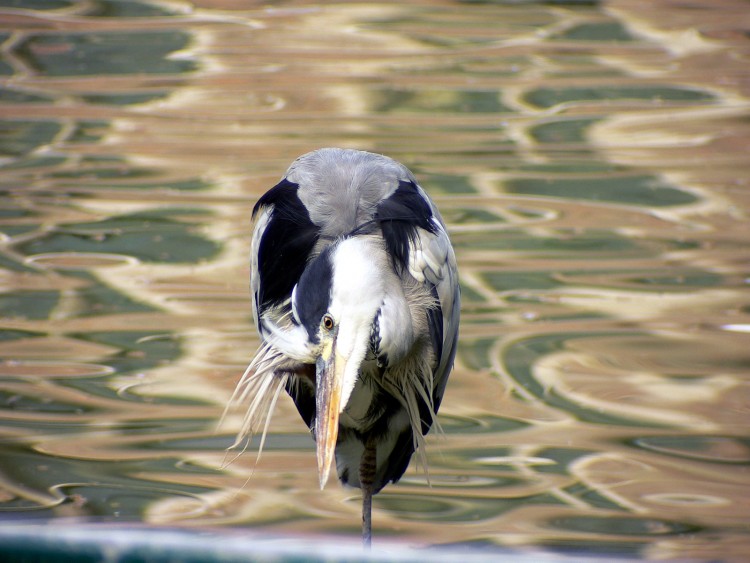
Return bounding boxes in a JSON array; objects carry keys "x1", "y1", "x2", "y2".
[{"x1": 288, "y1": 148, "x2": 416, "y2": 239}]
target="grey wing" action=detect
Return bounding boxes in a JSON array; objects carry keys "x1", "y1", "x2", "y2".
[
  {"x1": 249, "y1": 178, "x2": 321, "y2": 434},
  {"x1": 374, "y1": 179, "x2": 460, "y2": 415},
  {"x1": 410, "y1": 202, "x2": 460, "y2": 412}
]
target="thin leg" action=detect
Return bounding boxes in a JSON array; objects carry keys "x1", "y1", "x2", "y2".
[{"x1": 359, "y1": 436, "x2": 377, "y2": 548}]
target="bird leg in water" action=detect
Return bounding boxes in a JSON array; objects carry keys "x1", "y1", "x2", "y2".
[{"x1": 360, "y1": 435, "x2": 377, "y2": 548}]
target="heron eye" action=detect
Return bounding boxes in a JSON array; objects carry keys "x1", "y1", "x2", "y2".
[{"x1": 322, "y1": 314, "x2": 335, "y2": 331}]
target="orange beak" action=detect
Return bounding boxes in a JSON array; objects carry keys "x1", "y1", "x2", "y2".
[{"x1": 314, "y1": 344, "x2": 344, "y2": 489}]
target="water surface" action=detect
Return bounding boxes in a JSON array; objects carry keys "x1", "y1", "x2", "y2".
[{"x1": 1, "y1": 0, "x2": 749, "y2": 560}]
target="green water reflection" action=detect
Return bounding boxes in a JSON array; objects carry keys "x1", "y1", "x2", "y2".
[
  {"x1": 505, "y1": 175, "x2": 699, "y2": 206},
  {"x1": 16, "y1": 32, "x2": 195, "y2": 76},
  {"x1": 20, "y1": 211, "x2": 220, "y2": 263}
]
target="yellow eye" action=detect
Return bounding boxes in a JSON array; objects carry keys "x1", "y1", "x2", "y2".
[{"x1": 322, "y1": 314, "x2": 334, "y2": 331}]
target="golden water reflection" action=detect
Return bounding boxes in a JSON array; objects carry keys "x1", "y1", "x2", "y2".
[{"x1": 0, "y1": 0, "x2": 749, "y2": 560}]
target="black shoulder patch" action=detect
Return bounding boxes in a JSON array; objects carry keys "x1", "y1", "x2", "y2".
[
  {"x1": 294, "y1": 245, "x2": 334, "y2": 341},
  {"x1": 375, "y1": 180, "x2": 436, "y2": 273},
  {"x1": 255, "y1": 179, "x2": 319, "y2": 310},
  {"x1": 253, "y1": 178, "x2": 293, "y2": 219}
]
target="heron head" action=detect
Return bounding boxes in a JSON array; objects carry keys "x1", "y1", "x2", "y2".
[{"x1": 262, "y1": 237, "x2": 386, "y2": 488}]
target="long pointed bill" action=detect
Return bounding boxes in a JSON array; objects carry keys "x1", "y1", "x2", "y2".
[{"x1": 315, "y1": 344, "x2": 344, "y2": 490}]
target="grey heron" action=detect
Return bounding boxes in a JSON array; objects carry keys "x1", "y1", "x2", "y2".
[{"x1": 228, "y1": 148, "x2": 460, "y2": 546}]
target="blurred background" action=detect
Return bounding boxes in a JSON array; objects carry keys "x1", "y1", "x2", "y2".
[{"x1": 0, "y1": 0, "x2": 748, "y2": 560}]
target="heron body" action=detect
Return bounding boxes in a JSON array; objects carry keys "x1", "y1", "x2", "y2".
[{"x1": 230, "y1": 148, "x2": 460, "y2": 545}]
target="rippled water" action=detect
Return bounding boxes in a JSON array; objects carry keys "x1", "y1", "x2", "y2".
[{"x1": 1, "y1": 0, "x2": 749, "y2": 560}]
